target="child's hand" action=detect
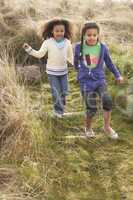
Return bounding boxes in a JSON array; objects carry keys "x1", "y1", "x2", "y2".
[
  {"x1": 116, "y1": 76, "x2": 124, "y2": 85},
  {"x1": 23, "y1": 43, "x2": 31, "y2": 50}
]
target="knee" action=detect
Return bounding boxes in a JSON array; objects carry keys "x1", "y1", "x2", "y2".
[
  {"x1": 84, "y1": 93, "x2": 97, "y2": 117},
  {"x1": 86, "y1": 108, "x2": 97, "y2": 117},
  {"x1": 102, "y1": 94, "x2": 113, "y2": 111},
  {"x1": 86, "y1": 101, "x2": 97, "y2": 117}
]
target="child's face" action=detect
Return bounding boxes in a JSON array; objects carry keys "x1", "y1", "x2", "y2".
[
  {"x1": 85, "y1": 28, "x2": 99, "y2": 46},
  {"x1": 52, "y1": 25, "x2": 65, "y2": 41}
]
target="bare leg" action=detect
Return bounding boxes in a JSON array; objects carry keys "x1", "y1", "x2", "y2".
[
  {"x1": 103, "y1": 110, "x2": 119, "y2": 139},
  {"x1": 85, "y1": 116, "x2": 93, "y2": 130},
  {"x1": 103, "y1": 110, "x2": 113, "y2": 133}
]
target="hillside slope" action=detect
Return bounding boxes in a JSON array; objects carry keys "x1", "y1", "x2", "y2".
[{"x1": 0, "y1": 0, "x2": 133, "y2": 199}]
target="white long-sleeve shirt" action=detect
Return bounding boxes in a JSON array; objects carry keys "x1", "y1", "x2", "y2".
[{"x1": 25, "y1": 38, "x2": 73, "y2": 75}]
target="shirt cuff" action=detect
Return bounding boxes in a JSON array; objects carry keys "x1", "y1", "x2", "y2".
[{"x1": 115, "y1": 73, "x2": 121, "y2": 79}]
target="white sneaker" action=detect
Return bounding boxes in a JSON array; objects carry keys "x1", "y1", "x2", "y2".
[
  {"x1": 53, "y1": 111, "x2": 63, "y2": 118},
  {"x1": 104, "y1": 128, "x2": 119, "y2": 139},
  {"x1": 85, "y1": 128, "x2": 95, "y2": 138}
]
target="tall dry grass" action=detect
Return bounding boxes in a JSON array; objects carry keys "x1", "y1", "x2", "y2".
[
  {"x1": 1, "y1": 0, "x2": 133, "y2": 63},
  {"x1": 0, "y1": 46, "x2": 46, "y2": 161}
]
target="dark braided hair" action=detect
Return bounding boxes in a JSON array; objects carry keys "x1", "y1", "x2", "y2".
[
  {"x1": 42, "y1": 18, "x2": 73, "y2": 40},
  {"x1": 80, "y1": 22, "x2": 100, "y2": 59}
]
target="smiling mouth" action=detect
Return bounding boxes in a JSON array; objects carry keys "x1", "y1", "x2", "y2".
[{"x1": 89, "y1": 40, "x2": 96, "y2": 43}]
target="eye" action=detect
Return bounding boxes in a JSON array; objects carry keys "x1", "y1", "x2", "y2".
[{"x1": 87, "y1": 34, "x2": 91, "y2": 37}]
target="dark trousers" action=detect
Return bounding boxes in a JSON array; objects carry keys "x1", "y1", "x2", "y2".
[{"x1": 82, "y1": 85, "x2": 113, "y2": 117}]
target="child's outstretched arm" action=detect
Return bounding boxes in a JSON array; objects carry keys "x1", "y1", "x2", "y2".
[
  {"x1": 104, "y1": 45, "x2": 123, "y2": 84},
  {"x1": 23, "y1": 40, "x2": 48, "y2": 59}
]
